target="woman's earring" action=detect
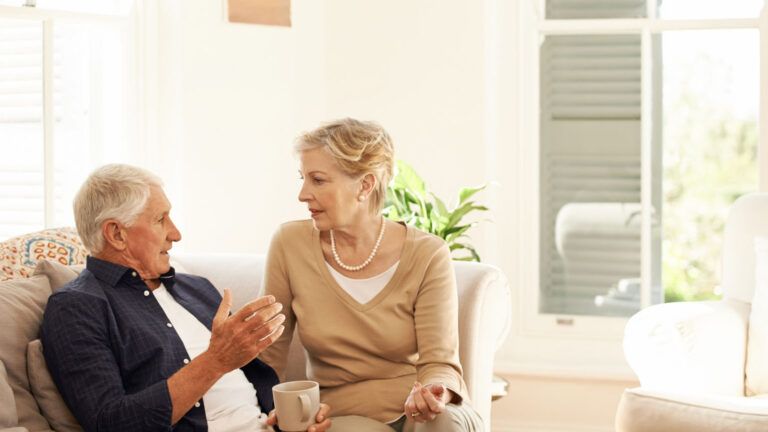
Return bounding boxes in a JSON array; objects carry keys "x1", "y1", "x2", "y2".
[{"x1": 358, "y1": 195, "x2": 365, "y2": 201}]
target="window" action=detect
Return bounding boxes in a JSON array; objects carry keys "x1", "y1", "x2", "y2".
[
  {"x1": 0, "y1": 1, "x2": 134, "y2": 240},
  {"x1": 535, "y1": 0, "x2": 762, "y2": 321}
]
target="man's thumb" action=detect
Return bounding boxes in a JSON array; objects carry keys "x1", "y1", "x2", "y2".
[{"x1": 213, "y1": 288, "x2": 232, "y2": 328}]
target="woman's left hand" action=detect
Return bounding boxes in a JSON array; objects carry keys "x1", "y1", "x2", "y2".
[
  {"x1": 266, "y1": 403, "x2": 332, "y2": 432},
  {"x1": 404, "y1": 381, "x2": 452, "y2": 423}
]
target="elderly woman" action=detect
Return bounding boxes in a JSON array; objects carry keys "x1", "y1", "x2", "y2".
[{"x1": 259, "y1": 119, "x2": 482, "y2": 431}]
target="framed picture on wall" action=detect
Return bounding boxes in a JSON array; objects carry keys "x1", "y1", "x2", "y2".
[{"x1": 226, "y1": 0, "x2": 291, "y2": 27}]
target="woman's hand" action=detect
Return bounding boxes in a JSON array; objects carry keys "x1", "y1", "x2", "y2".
[
  {"x1": 404, "y1": 381, "x2": 452, "y2": 423},
  {"x1": 266, "y1": 403, "x2": 331, "y2": 432}
]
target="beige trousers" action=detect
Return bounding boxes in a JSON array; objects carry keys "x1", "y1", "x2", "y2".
[{"x1": 328, "y1": 402, "x2": 482, "y2": 432}]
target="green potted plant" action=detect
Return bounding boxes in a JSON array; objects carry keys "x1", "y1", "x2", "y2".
[{"x1": 383, "y1": 160, "x2": 489, "y2": 262}]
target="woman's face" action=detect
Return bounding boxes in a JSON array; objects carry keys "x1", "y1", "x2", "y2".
[{"x1": 298, "y1": 147, "x2": 365, "y2": 231}]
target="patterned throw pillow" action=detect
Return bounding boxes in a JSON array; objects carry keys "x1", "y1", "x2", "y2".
[{"x1": 0, "y1": 228, "x2": 87, "y2": 282}]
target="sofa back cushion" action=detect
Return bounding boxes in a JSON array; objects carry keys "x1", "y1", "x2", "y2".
[
  {"x1": 0, "y1": 360, "x2": 18, "y2": 428},
  {"x1": 746, "y1": 236, "x2": 768, "y2": 395},
  {"x1": 0, "y1": 227, "x2": 86, "y2": 282},
  {"x1": 27, "y1": 339, "x2": 82, "y2": 432},
  {"x1": 0, "y1": 274, "x2": 53, "y2": 431}
]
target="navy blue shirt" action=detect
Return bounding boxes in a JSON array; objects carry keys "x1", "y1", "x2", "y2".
[{"x1": 40, "y1": 256, "x2": 278, "y2": 432}]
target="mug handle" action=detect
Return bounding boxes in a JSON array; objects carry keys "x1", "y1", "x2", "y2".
[{"x1": 299, "y1": 394, "x2": 311, "y2": 423}]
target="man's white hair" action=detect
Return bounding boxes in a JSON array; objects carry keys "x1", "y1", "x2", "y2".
[{"x1": 74, "y1": 164, "x2": 163, "y2": 254}]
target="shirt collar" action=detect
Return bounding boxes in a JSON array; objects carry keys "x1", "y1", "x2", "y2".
[{"x1": 86, "y1": 256, "x2": 177, "y2": 290}]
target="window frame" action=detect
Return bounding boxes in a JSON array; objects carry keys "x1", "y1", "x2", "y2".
[
  {"x1": 0, "y1": 4, "x2": 135, "y2": 238},
  {"x1": 502, "y1": 0, "x2": 767, "y2": 377}
]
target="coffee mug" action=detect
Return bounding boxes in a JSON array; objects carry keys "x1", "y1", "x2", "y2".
[{"x1": 272, "y1": 380, "x2": 320, "y2": 431}]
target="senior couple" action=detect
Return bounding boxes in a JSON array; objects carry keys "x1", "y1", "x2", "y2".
[{"x1": 41, "y1": 118, "x2": 483, "y2": 432}]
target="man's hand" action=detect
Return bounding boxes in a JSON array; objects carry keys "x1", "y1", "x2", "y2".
[
  {"x1": 204, "y1": 289, "x2": 286, "y2": 376},
  {"x1": 266, "y1": 403, "x2": 332, "y2": 432}
]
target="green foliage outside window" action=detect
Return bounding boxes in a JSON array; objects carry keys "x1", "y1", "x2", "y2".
[{"x1": 662, "y1": 78, "x2": 758, "y2": 302}]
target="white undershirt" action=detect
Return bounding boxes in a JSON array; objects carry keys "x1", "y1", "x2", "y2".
[
  {"x1": 325, "y1": 261, "x2": 399, "y2": 304},
  {"x1": 153, "y1": 284, "x2": 270, "y2": 432}
]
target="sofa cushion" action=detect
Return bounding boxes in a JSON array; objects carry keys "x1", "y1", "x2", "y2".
[
  {"x1": 0, "y1": 275, "x2": 53, "y2": 431},
  {"x1": 32, "y1": 260, "x2": 83, "y2": 292},
  {"x1": 1, "y1": 227, "x2": 86, "y2": 282},
  {"x1": 0, "y1": 360, "x2": 18, "y2": 428},
  {"x1": 616, "y1": 388, "x2": 768, "y2": 432},
  {"x1": 747, "y1": 237, "x2": 768, "y2": 395},
  {"x1": 27, "y1": 340, "x2": 82, "y2": 432}
]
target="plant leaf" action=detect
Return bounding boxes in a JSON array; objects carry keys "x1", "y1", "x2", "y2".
[
  {"x1": 458, "y1": 184, "x2": 486, "y2": 205},
  {"x1": 394, "y1": 160, "x2": 427, "y2": 200},
  {"x1": 446, "y1": 202, "x2": 488, "y2": 230}
]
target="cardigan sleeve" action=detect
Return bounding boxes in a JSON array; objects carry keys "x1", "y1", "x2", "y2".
[
  {"x1": 258, "y1": 226, "x2": 296, "y2": 380},
  {"x1": 414, "y1": 243, "x2": 469, "y2": 403}
]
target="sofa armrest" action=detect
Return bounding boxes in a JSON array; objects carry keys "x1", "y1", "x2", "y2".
[
  {"x1": 453, "y1": 261, "x2": 512, "y2": 430},
  {"x1": 623, "y1": 299, "x2": 749, "y2": 396}
]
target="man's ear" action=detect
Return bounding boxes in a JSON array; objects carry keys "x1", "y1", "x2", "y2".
[{"x1": 102, "y1": 220, "x2": 127, "y2": 251}]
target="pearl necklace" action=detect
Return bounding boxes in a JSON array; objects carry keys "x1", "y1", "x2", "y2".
[{"x1": 330, "y1": 218, "x2": 386, "y2": 272}]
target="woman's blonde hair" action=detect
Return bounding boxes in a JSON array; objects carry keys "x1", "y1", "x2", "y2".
[{"x1": 295, "y1": 118, "x2": 394, "y2": 213}]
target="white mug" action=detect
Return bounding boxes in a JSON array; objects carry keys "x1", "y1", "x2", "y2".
[{"x1": 272, "y1": 380, "x2": 320, "y2": 431}]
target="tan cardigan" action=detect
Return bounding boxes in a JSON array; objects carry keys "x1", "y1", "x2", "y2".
[{"x1": 259, "y1": 220, "x2": 469, "y2": 422}]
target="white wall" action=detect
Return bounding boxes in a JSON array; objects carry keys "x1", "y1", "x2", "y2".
[
  {"x1": 155, "y1": 0, "x2": 497, "y2": 259},
  {"x1": 154, "y1": 0, "x2": 328, "y2": 254}
]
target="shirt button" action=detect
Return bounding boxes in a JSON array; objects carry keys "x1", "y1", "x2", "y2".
[
  {"x1": 143, "y1": 290, "x2": 150, "y2": 297},
  {"x1": 194, "y1": 402, "x2": 201, "y2": 408},
  {"x1": 183, "y1": 358, "x2": 190, "y2": 364},
  {"x1": 131, "y1": 271, "x2": 137, "y2": 277},
  {"x1": 166, "y1": 323, "x2": 173, "y2": 328}
]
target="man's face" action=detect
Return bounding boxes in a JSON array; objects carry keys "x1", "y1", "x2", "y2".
[{"x1": 123, "y1": 185, "x2": 181, "y2": 280}]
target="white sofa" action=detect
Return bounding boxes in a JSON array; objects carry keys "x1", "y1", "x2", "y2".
[
  {"x1": 615, "y1": 193, "x2": 768, "y2": 431},
  {"x1": 173, "y1": 253, "x2": 512, "y2": 432},
  {"x1": 0, "y1": 244, "x2": 511, "y2": 432}
]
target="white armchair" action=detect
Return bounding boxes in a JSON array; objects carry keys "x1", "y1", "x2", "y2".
[{"x1": 615, "y1": 193, "x2": 768, "y2": 431}]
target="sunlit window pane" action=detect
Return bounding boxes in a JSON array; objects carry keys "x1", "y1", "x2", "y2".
[
  {"x1": 539, "y1": 34, "x2": 645, "y2": 317},
  {"x1": 547, "y1": 0, "x2": 646, "y2": 19},
  {"x1": 0, "y1": 19, "x2": 44, "y2": 239},
  {"x1": 659, "y1": 0, "x2": 763, "y2": 19},
  {"x1": 661, "y1": 29, "x2": 759, "y2": 302},
  {"x1": 52, "y1": 22, "x2": 129, "y2": 228}
]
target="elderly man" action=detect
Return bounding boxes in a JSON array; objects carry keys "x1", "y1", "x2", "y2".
[{"x1": 41, "y1": 164, "x2": 331, "y2": 432}]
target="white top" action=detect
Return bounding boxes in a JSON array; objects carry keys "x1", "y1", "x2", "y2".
[
  {"x1": 325, "y1": 261, "x2": 399, "y2": 304},
  {"x1": 153, "y1": 284, "x2": 270, "y2": 432}
]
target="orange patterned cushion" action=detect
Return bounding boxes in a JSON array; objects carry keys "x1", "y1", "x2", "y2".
[{"x1": 0, "y1": 228, "x2": 87, "y2": 282}]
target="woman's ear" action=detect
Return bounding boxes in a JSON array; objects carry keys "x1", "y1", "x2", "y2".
[
  {"x1": 102, "y1": 220, "x2": 127, "y2": 251},
  {"x1": 359, "y1": 173, "x2": 377, "y2": 198}
]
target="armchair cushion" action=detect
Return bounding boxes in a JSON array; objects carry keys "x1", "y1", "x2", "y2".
[
  {"x1": 623, "y1": 299, "x2": 749, "y2": 396},
  {"x1": 616, "y1": 388, "x2": 768, "y2": 432},
  {"x1": 26, "y1": 340, "x2": 80, "y2": 432}
]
